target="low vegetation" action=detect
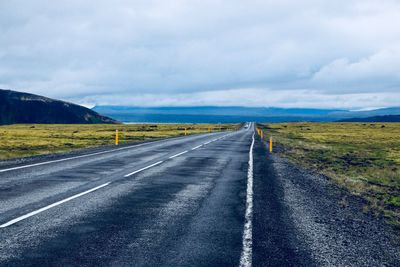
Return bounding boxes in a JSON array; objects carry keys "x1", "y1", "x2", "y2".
[
  {"x1": 0, "y1": 123, "x2": 239, "y2": 161},
  {"x1": 261, "y1": 122, "x2": 400, "y2": 227}
]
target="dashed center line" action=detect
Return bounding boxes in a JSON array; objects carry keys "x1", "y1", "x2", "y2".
[
  {"x1": 191, "y1": 144, "x2": 203, "y2": 150},
  {"x1": 124, "y1": 161, "x2": 164, "y2": 177},
  {"x1": 0, "y1": 138, "x2": 173, "y2": 174},
  {"x1": 0, "y1": 182, "x2": 110, "y2": 228},
  {"x1": 169, "y1": 150, "x2": 188, "y2": 159},
  {"x1": 0, "y1": 133, "x2": 232, "y2": 228}
]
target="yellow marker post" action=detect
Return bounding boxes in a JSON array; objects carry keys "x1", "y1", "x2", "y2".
[
  {"x1": 269, "y1": 137, "x2": 273, "y2": 153},
  {"x1": 185, "y1": 128, "x2": 187, "y2": 136},
  {"x1": 261, "y1": 131, "x2": 263, "y2": 139},
  {"x1": 115, "y1": 129, "x2": 119, "y2": 145}
]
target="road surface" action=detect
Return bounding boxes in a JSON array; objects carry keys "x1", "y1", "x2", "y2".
[{"x1": 0, "y1": 123, "x2": 399, "y2": 266}]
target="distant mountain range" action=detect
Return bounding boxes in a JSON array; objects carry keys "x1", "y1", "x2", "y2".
[
  {"x1": 1, "y1": 88, "x2": 398, "y2": 124},
  {"x1": 0, "y1": 89, "x2": 117, "y2": 125},
  {"x1": 339, "y1": 115, "x2": 400, "y2": 122},
  {"x1": 93, "y1": 106, "x2": 400, "y2": 123}
]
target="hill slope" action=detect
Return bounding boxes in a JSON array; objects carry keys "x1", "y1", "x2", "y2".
[{"x1": 0, "y1": 89, "x2": 117, "y2": 125}]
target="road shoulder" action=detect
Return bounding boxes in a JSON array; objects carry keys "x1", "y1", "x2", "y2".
[
  {"x1": 257, "y1": 137, "x2": 400, "y2": 266},
  {"x1": 252, "y1": 136, "x2": 315, "y2": 266}
]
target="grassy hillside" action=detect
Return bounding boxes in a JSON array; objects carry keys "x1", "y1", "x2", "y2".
[
  {"x1": 261, "y1": 122, "x2": 400, "y2": 227},
  {"x1": 0, "y1": 123, "x2": 238, "y2": 160}
]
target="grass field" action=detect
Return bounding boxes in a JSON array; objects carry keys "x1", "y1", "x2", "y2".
[
  {"x1": 261, "y1": 122, "x2": 400, "y2": 227},
  {"x1": 0, "y1": 123, "x2": 239, "y2": 161}
]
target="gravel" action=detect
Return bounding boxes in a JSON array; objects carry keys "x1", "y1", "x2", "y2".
[{"x1": 271, "y1": 154, "x2": 400, "y2": 266}]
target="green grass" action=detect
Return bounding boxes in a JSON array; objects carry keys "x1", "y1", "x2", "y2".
[
  {"x1": 260, "y1": 122, "x2": 400, "y2": 227},
  {"x1": 0, "y1": 123, "x2": 239, "y2": 161}
]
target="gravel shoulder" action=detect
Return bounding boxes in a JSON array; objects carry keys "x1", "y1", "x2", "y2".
[{"x1": 254, "y1": 136, "x2": 400, "y2": 266}]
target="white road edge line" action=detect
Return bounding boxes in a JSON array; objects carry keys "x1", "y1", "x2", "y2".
[
  {"x1": 203, "y1": 141, "x2": 212, "y2": 145},
  {"x1": 191, "y1": 145, "x2": 202, "y2": 150},
  {"x1": 0, "y1": 132, "x2": 219, "y2": 174},
  {"x1": 0, "y1": 132, "x2": 234, "y2": 228},
  {"x1": 0, "y1": 139, "x2": 165, "y2": 173},
  {"x1": 124, "y1": 161, "x2": 163, "y2": 177},
  {"x1": 239, "y1": 130, "x2": 255, "y2": 267},
  {"x1": 0, "y1": 131, "x2": 232, "y2": 174},
  {"x1": 0, "y1": 182, "x2": 110, "y2": 228},
  {"x1": 169, "y1": 151, "x2": 188, "y2": 159}
]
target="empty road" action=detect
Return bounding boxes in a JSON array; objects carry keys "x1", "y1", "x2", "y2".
[{"x1": 1, "y1": 123, "x2": 399, "y2": 266}]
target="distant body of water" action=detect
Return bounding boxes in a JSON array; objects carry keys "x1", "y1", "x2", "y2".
[{"x1": 113, "y1": 114, "x2": 329, "y2": 124}]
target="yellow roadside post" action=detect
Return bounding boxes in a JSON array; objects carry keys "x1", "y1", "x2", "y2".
[
  {"x1": 115, "y1": 129, "x2": 119, "y2": 145},
  {"x1": 261, "y1": 130, "x2": 263, "y2": 139},
  {"x1": 269, "y1": 137, "x2": 273, "y2": 153},
  {"x1": 185, "y1": 128, "x2": 187, "y2": 136}
]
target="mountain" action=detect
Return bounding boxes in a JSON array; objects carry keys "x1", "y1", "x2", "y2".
[
  {"x1": 339, "y1": 115, "x2": 400, "y2": 122},
  {"x1": 93, "y1": 105, "x2": 400, "y2": 123},
  {"x1": 0, "y1": 89, "x2": 118, "y2": 125},
  {"x1": 92, "y1": 106, "x2": 345, "y2": 123},
  {"x1": 331, "y1": 107, "x2": 400, "y2": 119}
]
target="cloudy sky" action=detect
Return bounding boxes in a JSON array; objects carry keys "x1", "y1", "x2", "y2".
[{"x1": 1, "y1": 0, "x2": 400, "y2": 108}]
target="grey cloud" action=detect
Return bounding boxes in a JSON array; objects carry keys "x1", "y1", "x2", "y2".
[{"x1": 0, "y1": 0, "x2": 400, "y2": 107}]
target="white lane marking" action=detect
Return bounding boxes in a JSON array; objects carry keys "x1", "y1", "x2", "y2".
[
  {"x1": 203, "y1": 141, "x2": 212, "y2": 145},
  {"x1": 0, "y1": 133, "x2": 219, "y2": 174},
  {"x1": 0, "y1": 182, "x2": 110, "y2": 228},
  {"x1": 0, "y1": 133, "x2": 234, "y2": 228},
  {"x1": 0, "y1": 138, "x2": 168, "y2": 173},
  {"x1": 124, "y1": 161, "x2": 163, "y2": 177},
  {"x1": 191, "y1": 145, "x2": 203, "y2": 150},
  {"x1": 239, "y1": 131, "x2": 255, "y2": 267},
  {"x1": 169, "y1": 151, "x2": 188, "y2": 159}
]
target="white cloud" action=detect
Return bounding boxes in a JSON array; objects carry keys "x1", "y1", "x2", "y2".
[
  {"x1": 0, "y1": 0, "x2": 400, "y2": 108},
  {"x1": 71, "y1": 88, "x2": 400, "y2": 110},
  {"x1": 312, "y1": 48, "x2": 400, "y2": 92}
]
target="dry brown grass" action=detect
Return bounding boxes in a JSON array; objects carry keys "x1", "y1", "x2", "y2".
[
  {"x1": 261, "y1": 122, "x2": 400, "y2": 227},
  {"x1": 0, "y1": 123, "x2": 239, "y2": 161}
]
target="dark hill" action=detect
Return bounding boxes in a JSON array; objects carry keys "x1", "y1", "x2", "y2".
[
  {"x1": 339, "y1": 115, "x2": 400, "y2": 122},
  {"x1": 0, "y1": 89, "x2": 117, "y2": 125}
]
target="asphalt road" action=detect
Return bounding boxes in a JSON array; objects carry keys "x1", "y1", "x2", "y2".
[{"x1": 1, "y1": 123, "x2": 399, "y2": 266}]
